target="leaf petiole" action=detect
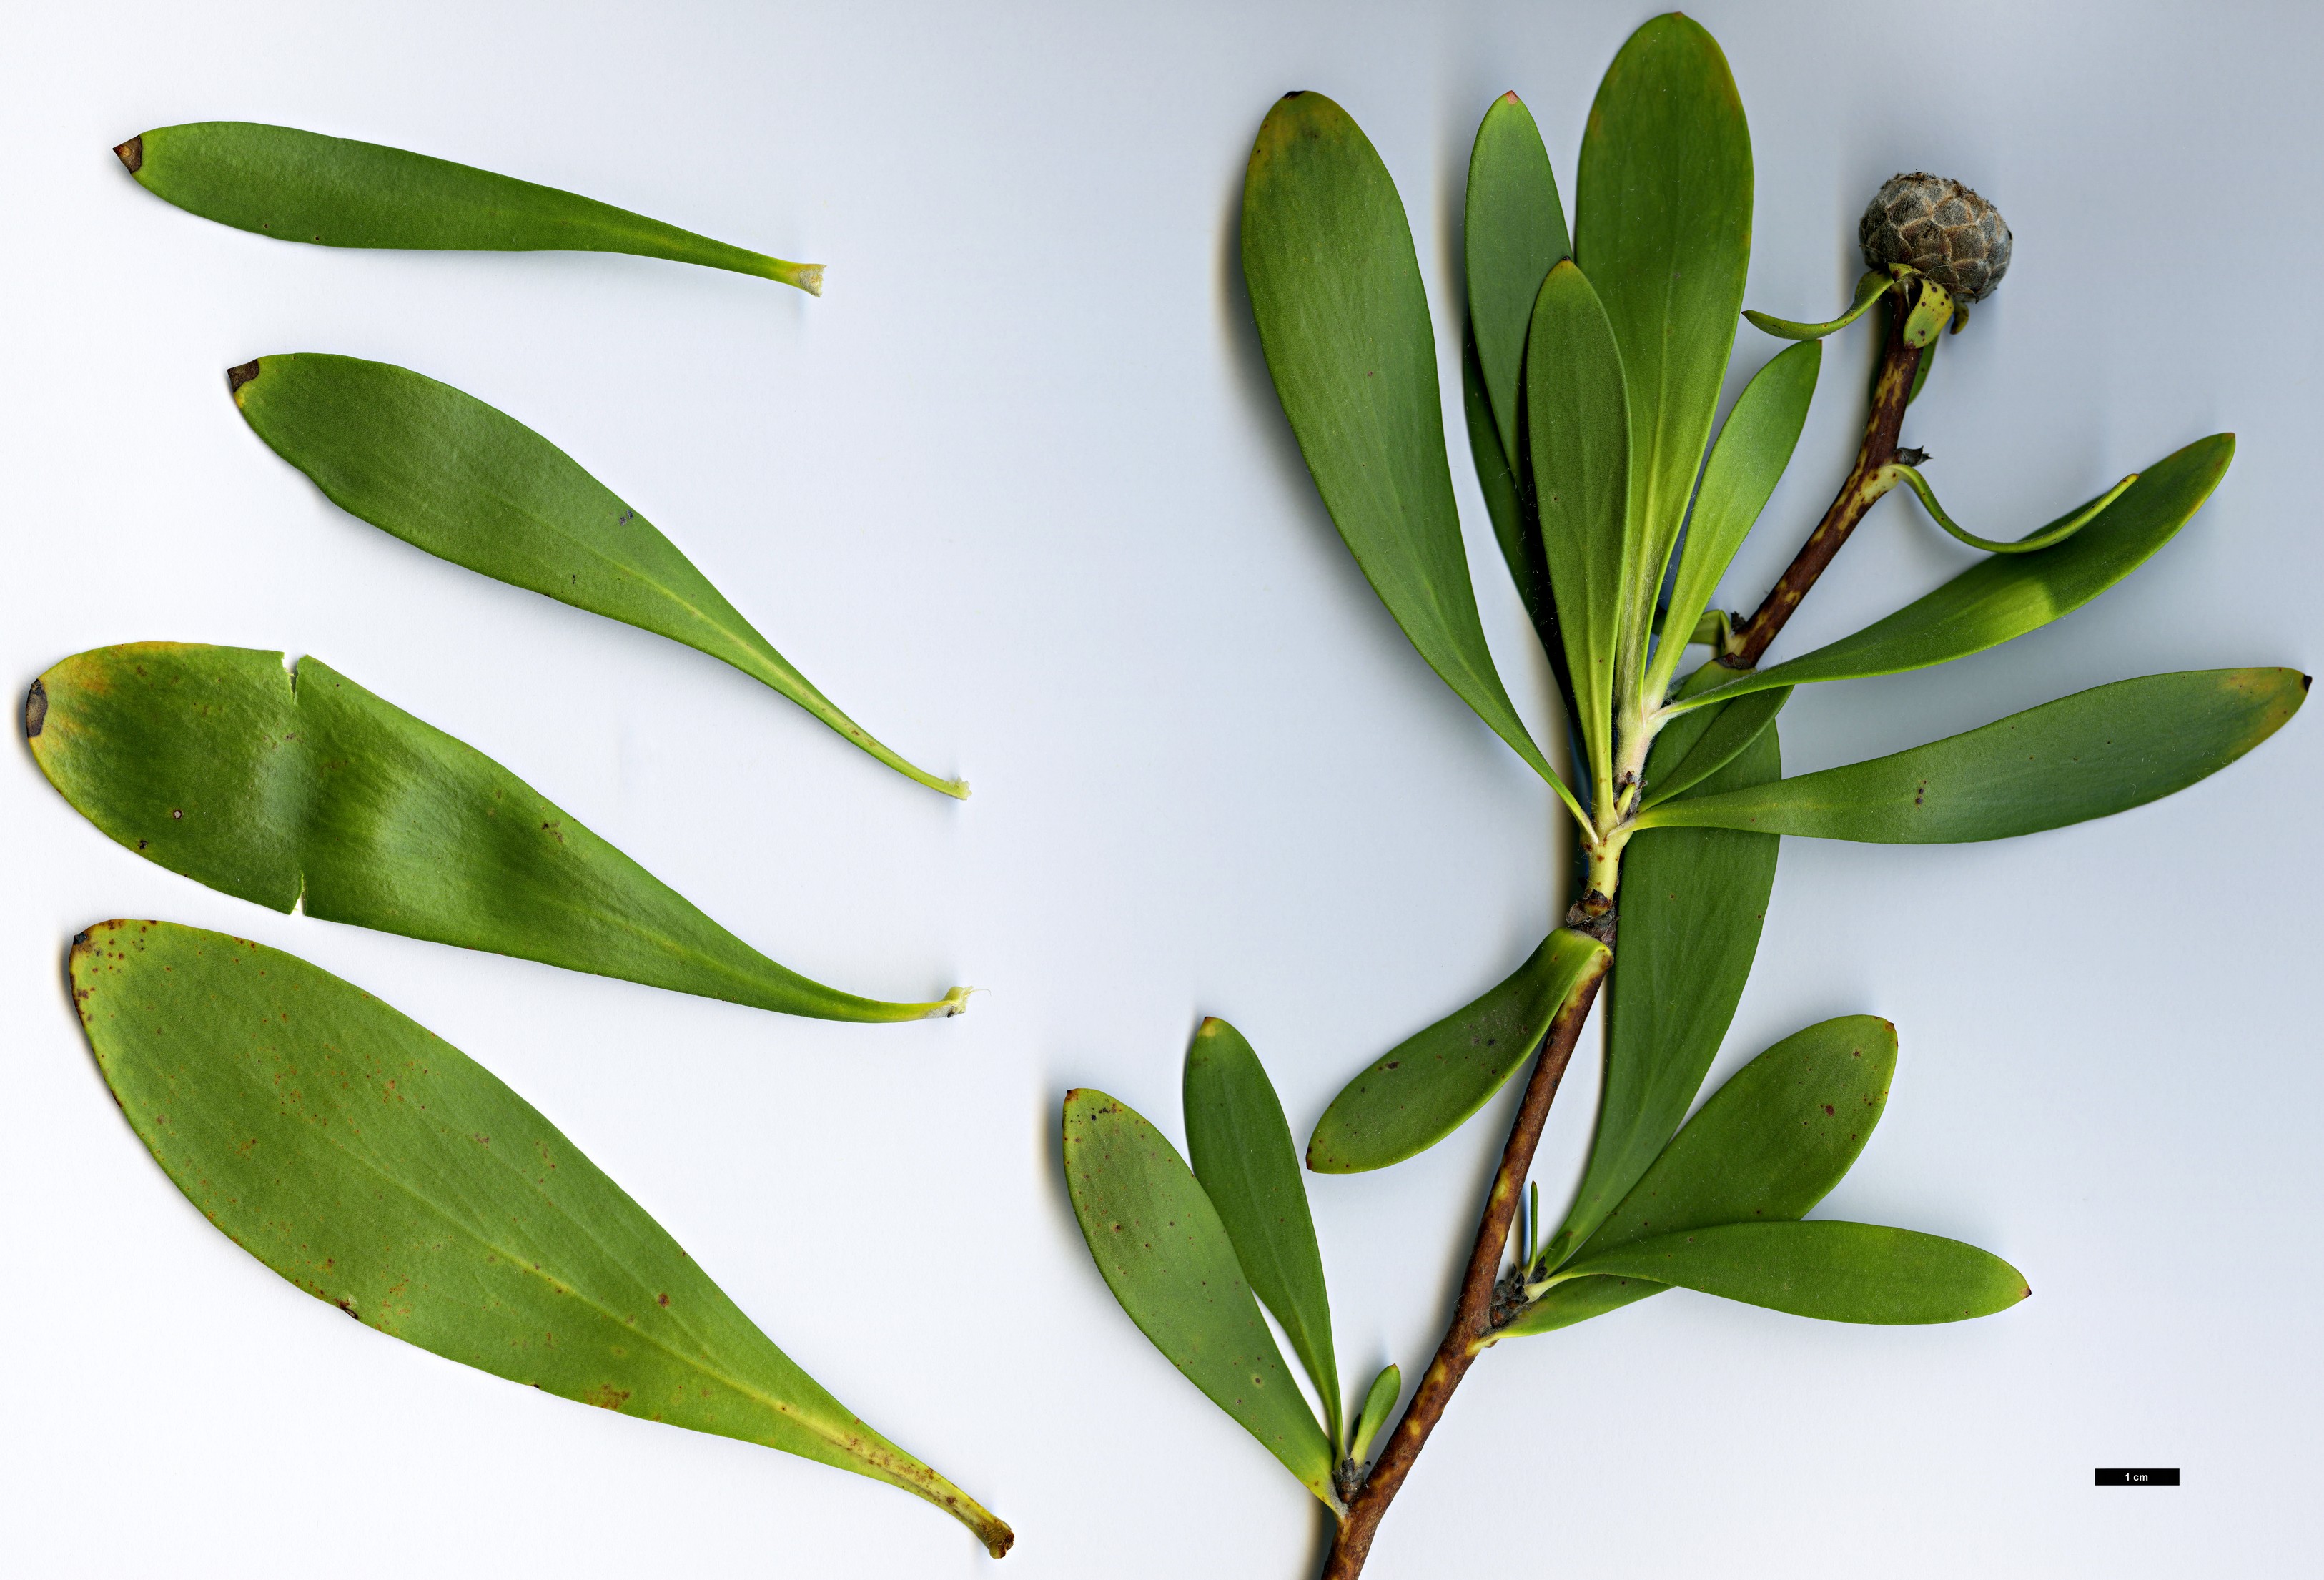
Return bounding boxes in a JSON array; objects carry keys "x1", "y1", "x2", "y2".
[{"x1": 1890, "y1": 463, "x2": 2137, "y2": 554}]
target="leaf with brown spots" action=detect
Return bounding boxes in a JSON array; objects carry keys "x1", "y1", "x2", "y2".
[
  {"x1": 1062, "y1": 1087, "x2": 1337, "y2": 1506},
  {"x1": 70, "y1": 919, "x2": 1009, "y2": 1556},
  {"x1": 1509, "y1": 1014, "x2": 1897, "y2": 1335}
]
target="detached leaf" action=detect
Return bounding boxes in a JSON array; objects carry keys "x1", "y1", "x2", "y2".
[
  {"x1": 1526, "y1": 260, "x2": 1632, "y2": 791},
  {"x1": 1184, "y1": 1018, "x2": 1340, "y2": 1443},
  {"x1": 1540, "y1": 715, "x2": 1779, "y2": 1265},
  {"x1": 1509, "y1": 1014, "x2": 1897, "y2": 1335},
  {"x1": 1307, "y1": 929, "x2": 1610, "y2": 1175},
  {"x1": 1656, "y1": 341, "x2": 1819, "y2": 688},
  {"x1": 115, "y1": 122, "x2": 822, "y2": 293},
  {"x1": 1465, "y1": 91, "x2": 1569, "y2": 468},
  {"x1": 1637, "y1": 668, "x2": 2308, "y2": 844},
  {"x1": 1576, "y1": 14, "x2": 1753, "y2": 656},
  {"x1": 1062, "y1": 1089, "x2": 1337, "y2": 1506},
  {"x1": 1242, "y1": 92, "x2": 1575, "y2": 816},
  {"x1": 1561, "y1": 1221, "x2": 2029, "y2": 1325},
  {"x1": 28, "y1": 643, "x2": 964, "y2": 1021},
  {"x1": 70, "y1": 921, "x2": 1009, "y2": 1554},
  {"x1": 232, "y1": 355, "x2": 962, "y2": 796},
  {"x1": 1676, "y1": 435, "x2": 2236, "y2": 711}
]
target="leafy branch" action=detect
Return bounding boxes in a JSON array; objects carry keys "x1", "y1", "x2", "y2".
[{"x1": 1062, "y1": 14, "x2": 2305, "y2": 1578}]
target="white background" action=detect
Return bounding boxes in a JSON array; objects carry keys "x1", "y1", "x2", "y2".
[{"x1": 3, "y1": 2, "x2": 2316, "y2": 1575}]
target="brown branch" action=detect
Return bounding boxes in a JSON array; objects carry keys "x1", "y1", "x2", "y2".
[
  {"x1": 1320, "y1": 939, "x2": 1612, "y2": 1580},
  {"x1": 1722, "y1": 285, "x2": 1930, "y2": 671}
]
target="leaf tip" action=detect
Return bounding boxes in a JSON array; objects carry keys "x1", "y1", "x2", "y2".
[
  {"x1": 112, "y1": 134, "x2": 143, "y2": 175},
  {"x1": 226, "y1": 360, "x2": 261, "y2": 398},
  {"x1": 23, "y1": 677, "x2": 46, "y2": 739}
]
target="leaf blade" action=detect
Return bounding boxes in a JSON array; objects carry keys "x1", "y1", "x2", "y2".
[
  {"x1": 1526, "y1": 259, "x2": 1632, "y2": 792},
  {"x1": 234, "y1": 353, "x2": 962, "y2": 796},
  {"x1": 1465, "y1": 91, "x2": 1569, "y2": 469},
  {"x1": 1348, "y1": 1364, "x2": 1401, "y2": 1463},
  {"x1": 122, "y1": 122, "x2": 821, "y2": 292},
  {"x1": 1655, "y1": 340, "x2": 1820, "y2": 692},
  {"x1": 1307, "y1": 928, "x2": 1610, "y2": 1175},
  {"x1": 1576, "y1": 14, "x2": 1754, "y2": 668},
  {"x1": 1184, "y1": 1018, "x2": 1340, "y2": 1443},
  {"x1": 1637, "y1": 668, "x2": 2308, "y2": 844},
  {"x1": 1242, "y1": 92, "x2": 1571, "y2": 807},
  {"x1": 70, "y1": 920, "x2": 1008, "y2": 1554},
  {"x1": 1062, "y1": 1088, "x2": 1337, "y2": 1505},
  {"x1": 1676, "y1": 435, "x2": 2236, "y2": 710},
  {"x1": 1561, "y1": 1221, "x2": 2030, "y2": 1325},
  {"x1": 1639, "y1": 684, "x2": 1789, "y2": 809},
  {"x1": 29, "y1": 643, "x2": 962, "y2": 1021}
]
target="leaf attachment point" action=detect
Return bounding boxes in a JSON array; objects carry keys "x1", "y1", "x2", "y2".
[{"x1": 1308, "y1": 929, "x2": 1611, "y2": 1175}]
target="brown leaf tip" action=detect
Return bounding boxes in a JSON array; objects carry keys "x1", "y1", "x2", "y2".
[
  {"x1": 226, "y1": 360, "x2": 261, "y2": 396},
  {"x1": 23, "y1": 677, "x2": 46, "y2": 739},
  {"x1": 113, "y1": 135, "x2": 144, "y2": 175}
]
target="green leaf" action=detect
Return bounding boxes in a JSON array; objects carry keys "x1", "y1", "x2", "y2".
[
  {"x1": 1242, "y1": 92, "x2": 1578, "y2": 822},
  {"x1": 1539, "y1": 715, "x2": 1779, "y2": 1263},
  {"x1": 1507, "y1": 1014, "x2": 1898, "y2": 1336},
  {"x1": 1062, "y1": 1088, "x2": 1337, "y2": 1506},
  {"x1": 1676, "y1": 435, "x2": 2236, "y2": 711},
  {"x1": 1183, "y1": 1017, "x2": 1340, "y2": 1444},
  {"x1": 1652, "y1": 341, "x2": 1819, "y2": 698},
  {"x1": 1575, "y1": 14, "x2": 1753, "y2": 668},
  {"x1": 1640, "y1": 685, "x2": 1789, "y2": 809},
  {"x1": 1464, "y1": 91, "x2": 1569, "y2": 469},
  {"x1": 1307, "y1": 928, "x2": 1611, "y2": 1175},
  {"x1": 1636, "y1": 668, "x2": 2309, "y2": 844},
  {"x1": 1348, "y1": 1363, "x2": 1401, "y2": 1463},
  {"x1": 1559, "y1": 1221, "x2": 2029, "y2": 1325},
  {"x1": 1589, "y1": 1014, "x2": 1898, "y2": 1243},
  {"x1": 1461, "y1": 327, "x2": 1553, "y2": 647},
  {"x1": 1526, "y1": 260, "x2": 1632, "y2": 794},
  {"x1": 70, "y1": 920, "x2": 1009, "y2": 1554},
  {"x1": 28, "y1": 643, "x2": 964, "y2": 1022},
  {"x1": 232, "y1": 354, "x2": 962, "y2": 797},
  {"x1": 1743, "y1": 270, "x2": 1892, "y2": 341},
  {"x1": 116, "y1": 122, "x2": 821, "y2": 293}
]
